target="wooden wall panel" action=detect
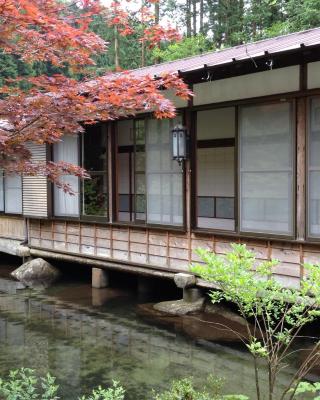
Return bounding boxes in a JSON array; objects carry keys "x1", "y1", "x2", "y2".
[
  {"x1": 0, "y1": 216, "x2": 25, "y2": 240},
  {"x1": 28, "y1": 219, "x2": 320, "y2": 286}
]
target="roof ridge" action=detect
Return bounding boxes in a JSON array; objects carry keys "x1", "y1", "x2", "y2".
[{"x1": 128, "y1": 26, "x2": 320, "y2": 74}]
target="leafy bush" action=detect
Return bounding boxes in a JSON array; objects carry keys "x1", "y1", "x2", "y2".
[
  {"x1": 1, "y1": 368, "x2": 320, "y2": 399},
  {"x1": 191, "y1": 244, "x2": 320, "y2": 400},
  {"x1": 153, "y1": 376, "x2": 248, "y2": 400},
  {"x1": 0, "y1": 368, "x2": 59, "y2": 400},
  {"x1": 0, "y1": 369, "x2": 124, "y2": 400},
  {"x1": 79, "y1": 382, "x2": 125, "y2": 400}
]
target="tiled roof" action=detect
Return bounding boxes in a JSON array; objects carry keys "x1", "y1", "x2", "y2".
[{"x1": 129, "y1": 27, "x2": 320, "y2": 77}]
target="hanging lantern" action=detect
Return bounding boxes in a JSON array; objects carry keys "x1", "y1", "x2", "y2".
[{"x1": 171, "y1": 124, "x2": 188, "y2": 166}]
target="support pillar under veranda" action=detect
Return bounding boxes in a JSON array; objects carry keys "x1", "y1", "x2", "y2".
[{"x1": 92, "y1": 268, "x2": 109, "y2": 289}]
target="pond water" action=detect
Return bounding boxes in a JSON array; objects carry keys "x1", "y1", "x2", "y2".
[{"x1": 0, "y1": 258, "x2": 318, "y2": 399}]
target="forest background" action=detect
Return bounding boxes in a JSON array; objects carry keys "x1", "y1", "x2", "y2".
[{"x1": 2, "y1": 0, "x2": 320, "y2": 86}]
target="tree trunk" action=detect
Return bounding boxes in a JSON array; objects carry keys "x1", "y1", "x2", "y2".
[
  {"x1": 141, "y1": 39, "x2": 145, "y2": 67},
  {"x1": 154, "y1": 0, "x2": 161, "y2": 64},
  {"x1": 114, "y1": 25, "x2": 120, "y2": 70},
  {"x1": 199, "y1": 0, "x2": 204, "y2": 34},
  {"x1": 192, "y1": 0, "x2": 197, "y2": 35},
  {"x1": 186, "y1": 0, "x2": 192, "y2": 37},
  {"x1": 155, "y1": 0, "x2": 160, "y2": 24}
]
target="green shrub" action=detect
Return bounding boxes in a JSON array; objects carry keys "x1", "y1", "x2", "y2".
[
  {"x1": 191, "y1": 243, "x2": 320, "y2": 400},
  {"x1": 79, "y1": 382, "x2": 125, "y2": 400},
  {"x1": 153, "y1": 376, "x2": 248, "y2": 400},
  {"x1": 0, "y1": 369, "x2": 124, "y2": 400},
  {"x1": 0, "y1": 368, "x2": 59, "y2": 400},
  {"x1": 1, "y1": 368, "x2": 320, "y2": 399}
]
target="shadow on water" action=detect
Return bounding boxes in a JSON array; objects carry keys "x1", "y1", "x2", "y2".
[{"x1": 0, "y1": 255, "x2": 318, "y2": 399}]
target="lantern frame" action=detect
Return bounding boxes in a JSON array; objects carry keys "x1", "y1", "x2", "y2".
[{"x1": 171, "y1": 124, "x2": 189, "y2": 166}]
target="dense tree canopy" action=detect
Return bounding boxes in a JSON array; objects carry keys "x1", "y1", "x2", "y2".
[
  {"x1": 0, "y1": 0, "x2": 190, "y2": 190},
  {"x1": 0, "y1": 0, "x2": 319, "y2": 189},
  {"x1": 2, "y1": 1, "x2": 320, "y2": 76}
]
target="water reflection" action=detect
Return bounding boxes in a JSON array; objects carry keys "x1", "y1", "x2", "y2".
[{"x1": 0, "y1": 278, "x2": 312, "y2": 399}]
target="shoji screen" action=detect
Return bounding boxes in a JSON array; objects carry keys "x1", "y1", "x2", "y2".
[
  {"x1": 308, "y1": 97, "x2": 320, "y2": 237},
  {"x1": 53, "y1": 135, "x2": 80, "y2": 217},
  {"x1": 146, "y1": 117, "x2": 183, "y2": 226},
  {"x1": 196, "y1": 107, "x2": 235, "y2": 231},
  {"x1": 239, "y1": 102, "x2": 294, "y2": 235},
  {"x1": 117, "y1": 119, "x2": 134, "y2": 222},
  {"x1": 5, "y1": 174, "x2": 22, "y2": 214}
]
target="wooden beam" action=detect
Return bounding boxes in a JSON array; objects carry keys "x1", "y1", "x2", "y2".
[
  {"x1": 296, "y1": 97, "x2": 307, "y2": 241},
  {"x1": 299, "y1": 63, "x2": 307, "y2": 91},
  {"x1": 197, "y1": 138, "x2": 235, "y2": 148}
]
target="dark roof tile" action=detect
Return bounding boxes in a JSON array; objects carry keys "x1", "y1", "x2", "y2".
[{"x1": 127, "y1": 27, "x2": 320, "y2": 77}]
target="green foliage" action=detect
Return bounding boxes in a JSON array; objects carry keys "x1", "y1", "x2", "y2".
[
  {"x1": 192, "y1": 244, "x2": 320, "y2": 324},
  {"x1": 191, "y1": 244, "x2": 320, "y2": 400},
  {"x1": 79, "y1": 382, "x2": 125, "y2": 400},
  {"x1": 0, "y1": 368, "x2": 59, "y2": 400},
  {"x1": 89, "y1": 14, "x2": 151, "y2": 72},
  {"x1": 0, "y1": 371, "x2": 250, "y2": 400},
  {"x1": 0, "y1": 53, "x2": 18, "y2": 86},
  {"x1": 3, "y1": 369, "x2": 320, "y2": 400},
  {"x1": 282, "y1": 0, "x2": 320, "y2": 32},
  {"x1": 152, "y1": 35, "x2": 213, "y2": 63},
  {"x1": 83, "y1": 179, "x2": 108, "y2": 216},
  {"x1": 0, "y1": 369, "x2": 124, "y2": 400},
  {"x1": 153, "y1": 377, "x2": 248, "y2": 400},
  {"x1": 292, "y1": 381, "x2": 320, "y2": 399}
]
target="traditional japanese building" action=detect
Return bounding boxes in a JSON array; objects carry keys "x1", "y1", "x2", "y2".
[{"x1": 1, "y1": 27, "x2": 320, "y2": 288}]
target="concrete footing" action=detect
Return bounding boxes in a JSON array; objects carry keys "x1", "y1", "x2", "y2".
[
  {"x1": 174, "y1": 272, "x2": 203, "y2": 303},
  {"x1": 0, "y1": 238, "x2": 30, "y2": 258},
  {"x1": 92, "y1": 268, "x2": 109, "y2": 289},
  {"x1": 183, "y1": 287, "x2": 203, "y2": 303},
  {"x1": 152, "y1": 273, "x2": 205, "y2": 315}
]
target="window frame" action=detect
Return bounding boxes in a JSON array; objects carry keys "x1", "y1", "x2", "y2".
[
  {"x1": 114, "y1": 112, "x2": 187, "y2": 231},
  {"x1": 48, "y1": 97, "x2": 299, "y2": 241},
  {"x1": 193, "y1": 105, "x2": 238, "y2": 234},
  {"x1": 52, "y1": 134, "x2": 81, "y2": 219},
  {"x1": 191, "y1": 98, "x2": 297, "y2": 241},
  {"x1": 238, "y1": 100, "x2": 296, "y2": 239},
  {"x1": 52, "y1": 126, "x2": 110, "y2": 223},
  {"x1": 80, "y1": 123, "x2": 109, "y2": 223},
  {"x1": 306, "y1": 95, "x2": 320, "y2": 242},
  {"x1": 0, "y1": 172, "x2": 23, "y2": 216}
]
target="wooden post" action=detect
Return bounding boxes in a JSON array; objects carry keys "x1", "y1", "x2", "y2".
[
  {"x1": 107, "y1": 123, "x2": 114, "y2": 223},
  {"x1": 185, "y1": 106, "x2": 193, "y2": 233},
  {"x1": 296, "y1": 97, "x2": 307, "y2": 241},
  {"x1": 92, "y1": 268, "x2": 109, "y2": 289},
  {"x1": 114, "y1": 25, "x2": 120, "y2": 70}
]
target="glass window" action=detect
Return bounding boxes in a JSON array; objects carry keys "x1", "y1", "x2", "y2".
[
  {"x1": 82, "y1": 124, "x2": 108, "y2": 217},
  {"x1": 308, "y1": 97, "x2": 320, "y2": 237},
  {"x1": 0, "y1": 171, "x2": 22, "y2": 214},
  {"x1": 117, "y1": 117, "x2": 184, "y2": 226},
  {"x1": 117, "y1": 119, "x2": 144, "y2": 222},
  {"x1": 134, "y1": 120, "x2": 146, "y2": 221},
  {"x1": 4, "y1": 174, "x2": 22, "y2": 214},
  {"x1": 53, "y1": 135, "x2": 80, "y2": 217},
  {"x1": 146, "y1": 117, "x2": 183, "y2": 226},
  {"x1": 239, "y1": 102, "x2": 294, "y2": 235},
  {"x1": 196, "y1": 107, "x2": 236, "y2": 231}
]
